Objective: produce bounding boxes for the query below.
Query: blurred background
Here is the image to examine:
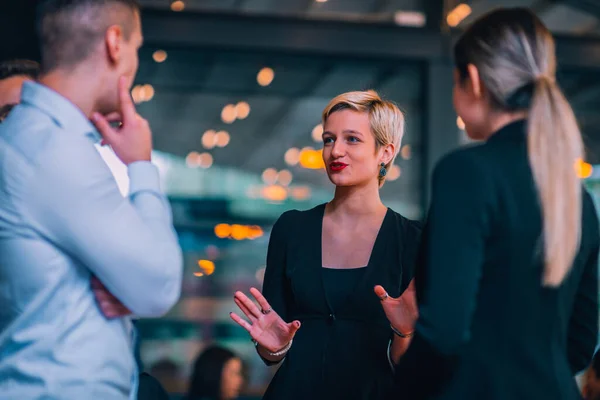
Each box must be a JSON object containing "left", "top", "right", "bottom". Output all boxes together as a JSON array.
[{"left": 3, "top": 0, "right": 600, "bottom": 398}]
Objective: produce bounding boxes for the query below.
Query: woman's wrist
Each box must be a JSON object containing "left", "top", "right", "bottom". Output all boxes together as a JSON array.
[
  {"left": 266, "top": 340, "right": 293, "bottom": 356},
  {"left": 390, "top": 324, "right": 414, "bottom": 338},
  {"left": 254, "top": 339, "right": 293, "bottom": 357}
]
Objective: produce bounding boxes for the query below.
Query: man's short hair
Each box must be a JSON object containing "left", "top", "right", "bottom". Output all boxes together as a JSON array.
[
  {"left": 36, "top": 0, "right": 140, "bottom": 72},
  {"left": 0, "top": 59, "right": 40, "bottom": 81}
]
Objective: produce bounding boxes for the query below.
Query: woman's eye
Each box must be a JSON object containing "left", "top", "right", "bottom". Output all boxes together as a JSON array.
[{"left": 323, "top": 137, "right": 334, "bottom": 144}]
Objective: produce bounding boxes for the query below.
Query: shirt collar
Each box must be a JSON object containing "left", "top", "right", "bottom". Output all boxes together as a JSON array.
[{"left": 20, "top": 81, "right": 102, "bottom": 143}]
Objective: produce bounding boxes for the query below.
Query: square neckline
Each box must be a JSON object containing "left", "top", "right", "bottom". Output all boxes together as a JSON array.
[
  {"left": 317, "top": 203, "right": 392, "bottom": 314},
  {"left": 319, "top": 203, "right": 392, "bottom": 270}
]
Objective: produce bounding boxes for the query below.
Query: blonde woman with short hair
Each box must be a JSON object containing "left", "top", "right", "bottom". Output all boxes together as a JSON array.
[{"left": 230, "top": 90, "right": 421, "bottom": 399}]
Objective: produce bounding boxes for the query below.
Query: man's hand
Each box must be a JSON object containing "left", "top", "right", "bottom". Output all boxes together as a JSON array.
[
  {"left": 91, "top": 76, "right": 152, "bottom": 165},
  {"left": 91, "top": 276, "right": 132, "bottom": 319}
]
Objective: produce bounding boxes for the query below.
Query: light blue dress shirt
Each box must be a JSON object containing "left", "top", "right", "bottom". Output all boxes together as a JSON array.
[{"left": 0, "top": 82, "right": 183, "bottom": 399}]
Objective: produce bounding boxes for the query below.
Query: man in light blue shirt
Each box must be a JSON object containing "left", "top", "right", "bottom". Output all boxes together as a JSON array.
[{"left": 0, "top": 0, "right": 183, "bottom": 398}]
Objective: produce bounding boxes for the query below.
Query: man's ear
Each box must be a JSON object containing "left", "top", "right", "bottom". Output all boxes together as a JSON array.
[{"left": 105, "top": 25, "right": 124, "bottom": 65}]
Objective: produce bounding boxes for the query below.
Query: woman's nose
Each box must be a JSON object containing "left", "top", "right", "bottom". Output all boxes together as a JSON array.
[{"left": 331, "top": 141, "right": 345, "bottom": 157}]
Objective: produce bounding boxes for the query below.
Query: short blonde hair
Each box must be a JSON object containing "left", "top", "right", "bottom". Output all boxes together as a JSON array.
[{"left": 322, "top": 90, "right": 405, "bottom": 187}]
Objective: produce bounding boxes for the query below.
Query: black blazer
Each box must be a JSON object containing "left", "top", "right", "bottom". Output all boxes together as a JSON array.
[
  {"left": 392, "top": 120, "right": 599, "bottom": 399},
  {"left": 261, "top": 203, "right": 421, "bottom": 400}
]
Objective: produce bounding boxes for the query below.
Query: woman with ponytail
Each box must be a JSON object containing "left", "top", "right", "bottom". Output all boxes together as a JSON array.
[{"left": 390, "top": 8, "right": 600, "bottom": 400}]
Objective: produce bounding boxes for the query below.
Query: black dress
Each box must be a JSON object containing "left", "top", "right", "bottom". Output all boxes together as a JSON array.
[
  {"left": 392, "top": 119, "right": 600, "bottom": 399},
  {"left": 260, "top": 203, "right": 421, "bottom": 400}
]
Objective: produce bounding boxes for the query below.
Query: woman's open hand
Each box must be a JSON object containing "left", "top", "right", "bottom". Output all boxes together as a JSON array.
[{"left": 230, "top": 287, "right": 300, "bottom": 353}]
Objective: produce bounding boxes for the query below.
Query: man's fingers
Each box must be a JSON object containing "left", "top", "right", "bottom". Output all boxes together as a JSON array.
[
  {"left": 116, "top": 304, "right": 131, "bottom": 315},
  {"left": 90, "top": 276, "right": 104, "bottom": 289},
  {"left": 91, "top": 113, "right": 117, "bottom": 143},
  {"left": 104, "top": 112, "right": 122, "bottom": 123},
  {"left": 105, "top": 112, "right": 123, "bottom": 129},
  {"left": 93, "top": 290, "right": 112, "bottom": 302},
  {"left": 118, "top": 76, "right": 136, "bottom": 123},
  {"left": 101, "top": 304, "right": 130, "bottom": 318}
]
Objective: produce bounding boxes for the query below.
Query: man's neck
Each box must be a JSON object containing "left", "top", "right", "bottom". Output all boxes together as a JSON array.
[{"left": 38, "top": 67, "right": 99, "bottom": 118}]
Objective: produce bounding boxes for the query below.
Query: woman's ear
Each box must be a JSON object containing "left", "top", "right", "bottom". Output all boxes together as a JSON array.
[
  {"left": 380, "top": 143, "right": 395, "bottom": 165},
  {"left": 467, "top": 63, "right": 483, "bottom": 99}
]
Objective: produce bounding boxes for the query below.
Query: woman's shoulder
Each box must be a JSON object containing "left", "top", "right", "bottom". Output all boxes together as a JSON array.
[
  {"left": 386, "top": 209, "right": 423, "bottom": 255},
  {"left": 435, "top": 141, "right": 509, "bottom": 185},
  {"left": 388, "top": 209, "right": 422, "bottom": 236},
  {"left": 270, "top": 203, "right": 326, "bottom": 238},
  {"left": 275, "top": 203, "right": 325, "bottom": 226},
  {"left": 437, "top": 144, "right": 489, "bottom": 173}
]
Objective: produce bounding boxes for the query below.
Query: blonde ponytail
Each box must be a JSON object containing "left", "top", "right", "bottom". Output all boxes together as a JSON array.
[
  {"left": 454, "top": 8, "right": 586, "bottom": 287},
  {"left": 528, "top": 76, "right": 584, "bottom": 287}
]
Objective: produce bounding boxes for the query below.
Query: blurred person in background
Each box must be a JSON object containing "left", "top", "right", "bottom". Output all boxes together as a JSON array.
[
  {"left": 148, "top": 358, "right": 186, "bottom": 394},
  {"left": 185, "top": 345, "right": 245, "bottom": 400},
  {"left": 391, "top": 8, "right": 599, "bottom": 400},
  {"left": 0, "top": 59, "right": 39, "bottom": 121},
  {"left": 0, "top": 0, "right": 183, "bottom": 399},
  {"left": 137, "top": 372, "right": 171, "bottom": 400},
  {"left": 0, "top": 59, "right": 39, "bottom": 106},
  {"left": 230, "top": 90, "right": 421, "bottom": 399}
]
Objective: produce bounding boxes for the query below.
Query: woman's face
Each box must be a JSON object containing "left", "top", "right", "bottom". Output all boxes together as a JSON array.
[
  {"left": 322, "top": 109, "right": 388, "bottom": 188},
  {"left": 221, "top": 357, "right": 244, "bottom": 400}
]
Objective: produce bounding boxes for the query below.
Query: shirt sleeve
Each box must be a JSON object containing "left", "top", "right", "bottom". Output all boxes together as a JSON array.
[{"left": 22, "top": 141, "right": 183, "bottom": 318}]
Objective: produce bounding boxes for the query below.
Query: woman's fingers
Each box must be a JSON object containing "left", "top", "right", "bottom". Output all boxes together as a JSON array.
[
  {"left": 374, "top": 285, "right": 390, "bottom": 301},
  {"left": 287, "top": 320, "right": 301, "bottom": 336},
  {"left": 229, "top": 312, "right": 253, "bottom": 333},
  {"left": 249, "top": 287, "right": 272, "bottom": 314},
  {"left": 234, "top": 297, "right": 257, "bottom": 322},
  {"left": 234, "top": 291, "right": 262, "bottom": 319}
]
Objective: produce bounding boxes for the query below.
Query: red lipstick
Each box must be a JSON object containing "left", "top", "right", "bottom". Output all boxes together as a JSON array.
[{"left": 330, "top": 162, "right": 348, "bottom": 172}]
